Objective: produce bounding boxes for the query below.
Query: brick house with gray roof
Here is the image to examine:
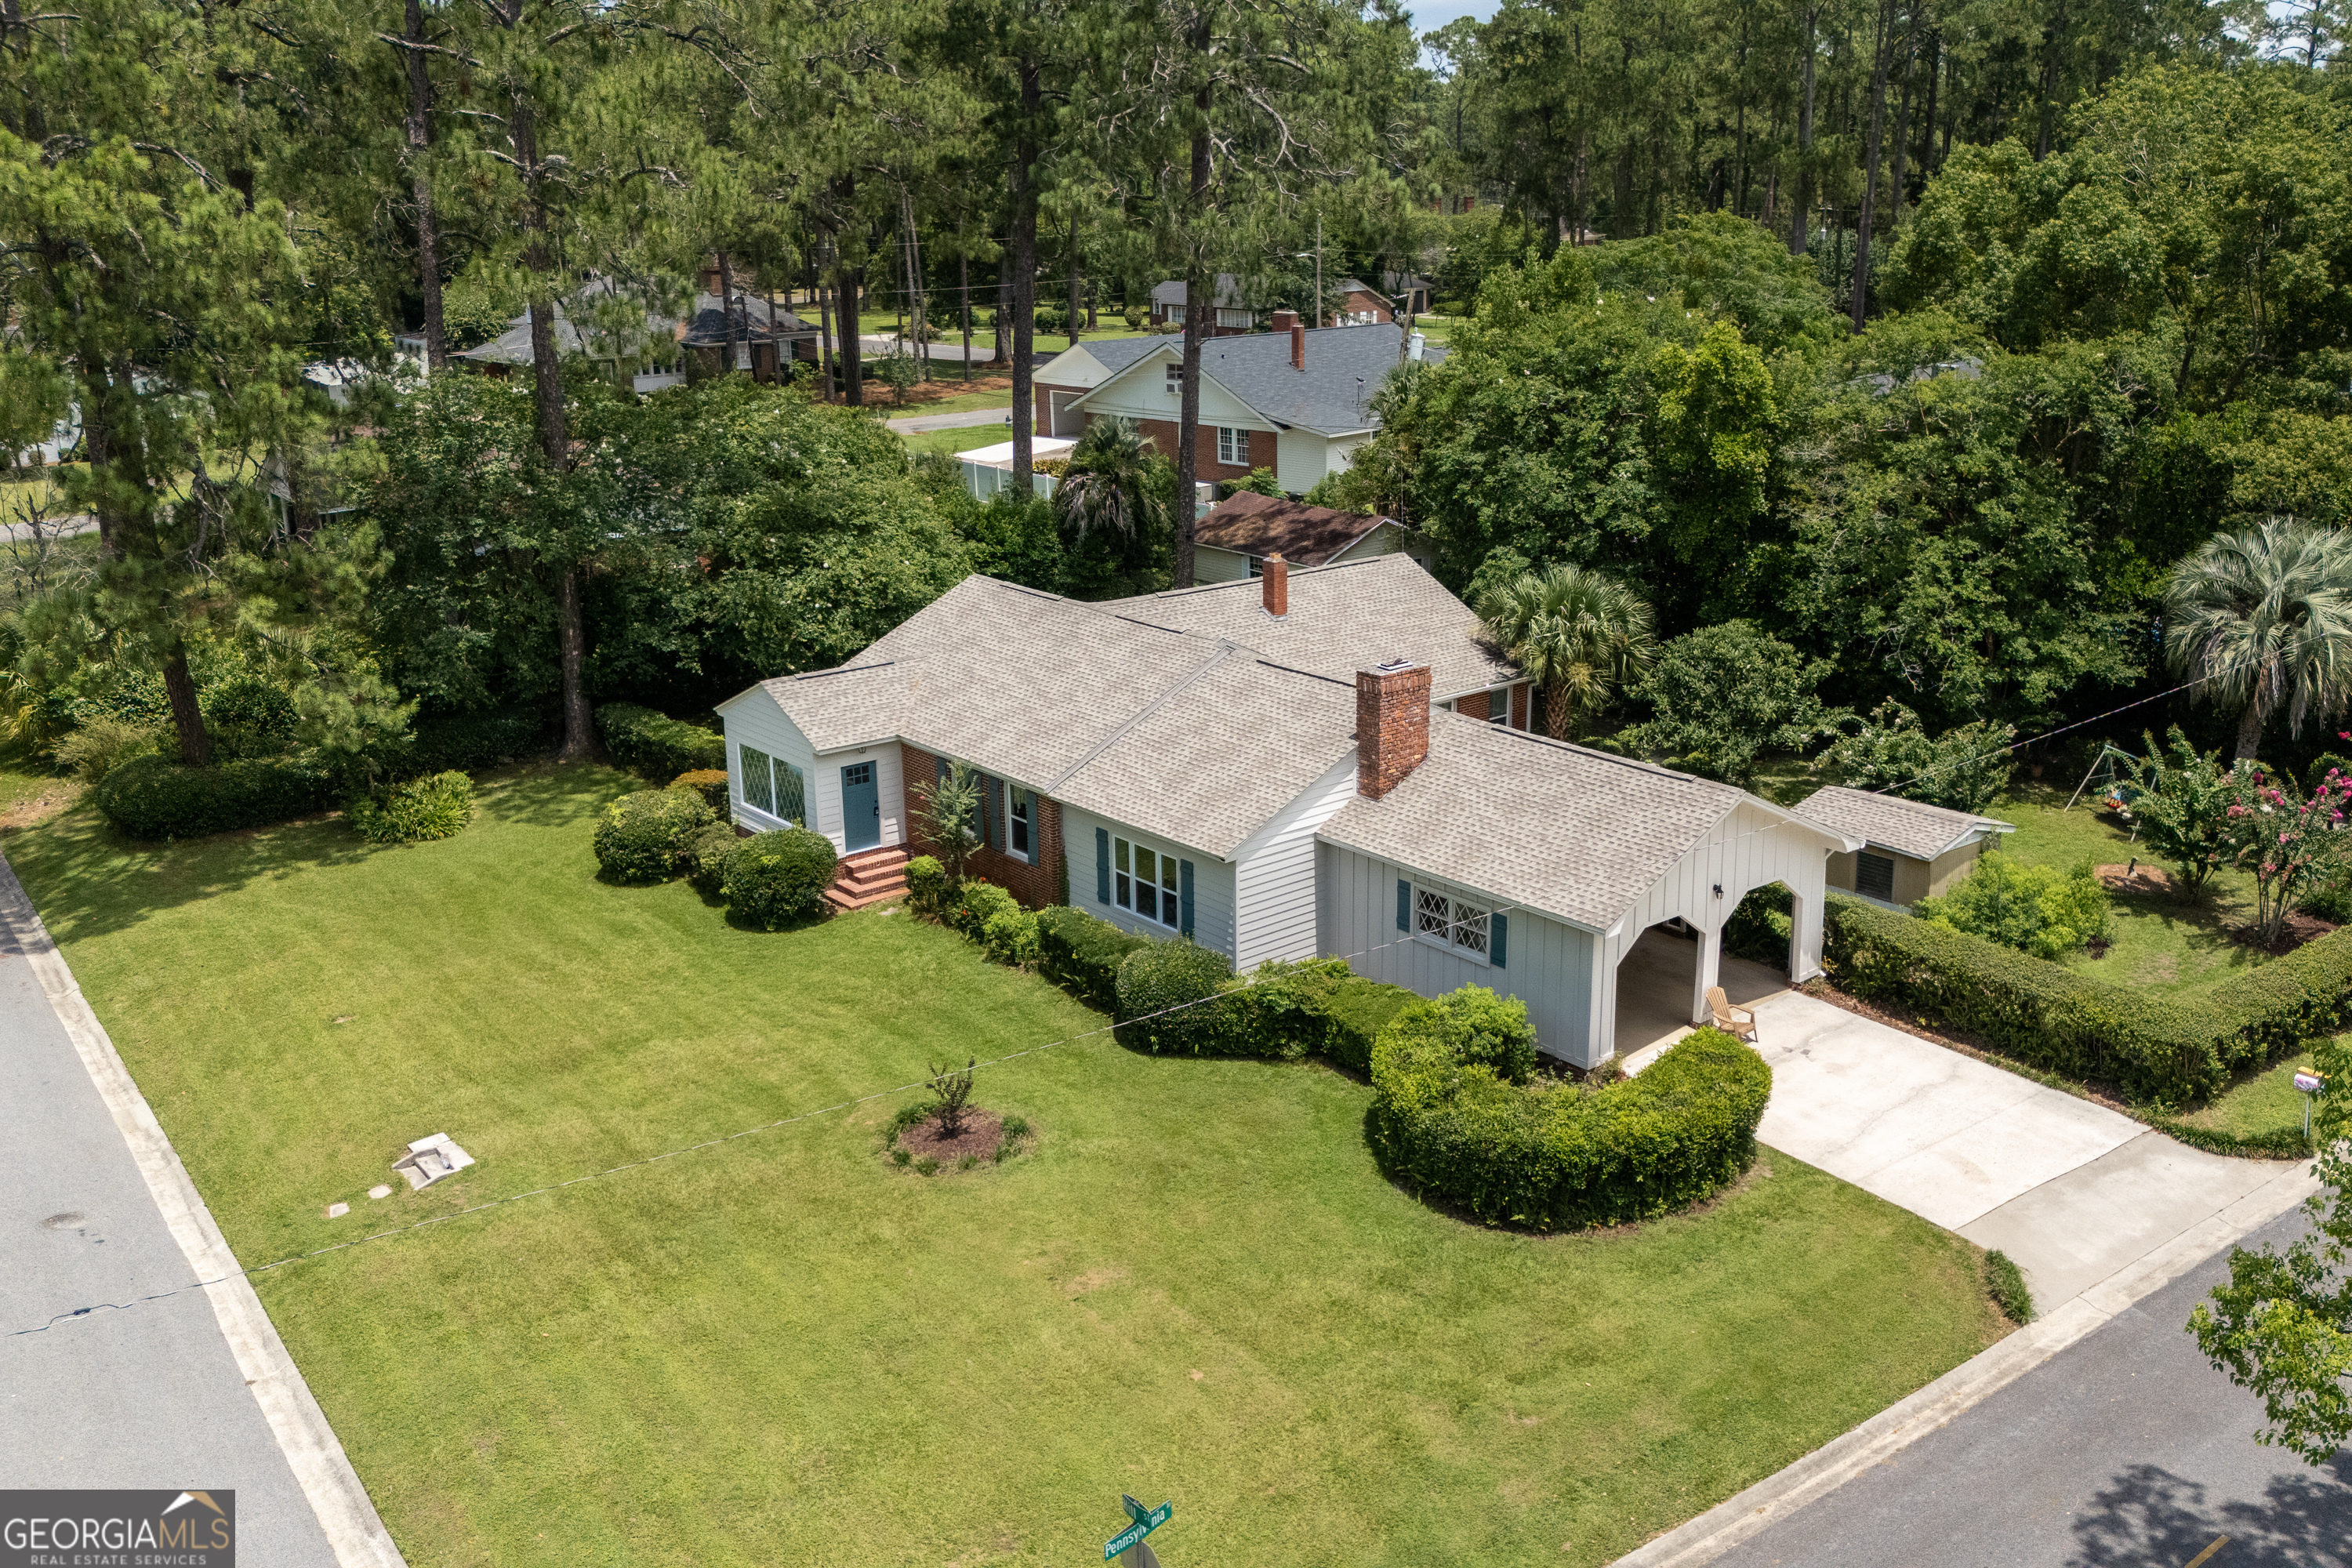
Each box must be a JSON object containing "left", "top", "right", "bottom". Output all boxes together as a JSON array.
[{"left": 716, "top": 555, "right": 1854, "bottom": 1069}]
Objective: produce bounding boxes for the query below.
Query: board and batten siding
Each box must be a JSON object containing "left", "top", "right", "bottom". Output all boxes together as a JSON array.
[
  {"left": 1060, "top": 803, "right": 1237, "bottom": 960},
  {"left": 1316, "top": 842, "right": 1599, "bottom": 1065},
  {"left": 717, "top": 695, "right": 905, "bottom": 851},
  {"left": 1233, "top": 754, "right": 1357, "bottom": 969},
  {"left": 1594, "top": 797, "right": 1835, "bottom": 1050}
]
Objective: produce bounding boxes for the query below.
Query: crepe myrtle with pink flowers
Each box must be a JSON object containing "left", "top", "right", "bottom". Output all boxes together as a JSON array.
[{"left": 2216, "top": 742, "right": 2352, "bottom": 946}]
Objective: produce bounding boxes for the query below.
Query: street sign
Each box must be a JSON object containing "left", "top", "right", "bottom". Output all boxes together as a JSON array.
[{"left": 1104, "top": 1498, "right": 1171, "bottom": 1561}]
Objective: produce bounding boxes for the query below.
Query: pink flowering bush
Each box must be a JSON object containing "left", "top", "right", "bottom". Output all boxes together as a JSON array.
[{"left": 2216, "top": 759, "right": 2352, "bottom": 946}]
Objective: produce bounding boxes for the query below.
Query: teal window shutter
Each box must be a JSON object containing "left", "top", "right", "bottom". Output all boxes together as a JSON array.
[
  {"left": 1095, "top": 827, "right": 1112, "bottom": 903},
  {"left": 1396, "top": 879, "right": 1409, "bottom": 931},
  {"left": 1180, "top": 859, "right": 1195, "bottom": 938},
  {"left": 1490, "top": 913, "right": 1508, "bottom": 969}
]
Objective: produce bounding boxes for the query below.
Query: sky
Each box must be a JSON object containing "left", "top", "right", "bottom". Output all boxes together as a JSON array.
[{"left": 1406, "top": 0, "right": 1501, "bottom": 39}]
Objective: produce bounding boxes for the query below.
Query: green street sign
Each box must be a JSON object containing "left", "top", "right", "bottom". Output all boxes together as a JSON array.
[{"left": 1104, "top": 1499, "right": 1171, "bottom": 1559}]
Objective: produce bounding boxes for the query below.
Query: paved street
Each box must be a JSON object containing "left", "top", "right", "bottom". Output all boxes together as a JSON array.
[
  {"left": 0, "top": 906, "right": 338, "bottom": 1563},
  {"left": 885, "top": 405, "right": 1014, "bottom": 434},
  {"left": 1711, "top": 1205, "right": 2351, "bottom": 1568}
]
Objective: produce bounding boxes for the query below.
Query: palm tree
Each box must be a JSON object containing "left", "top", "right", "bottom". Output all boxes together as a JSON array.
[
  {"left": 1475, "top": 564, "right": 1659, "bottom": 739},
  {"left": 2165, "top": 519, "right": 2352, "bottom": 761},
  {"left": 1053, "top": 417, "right": 1169, "bottom": 546}
]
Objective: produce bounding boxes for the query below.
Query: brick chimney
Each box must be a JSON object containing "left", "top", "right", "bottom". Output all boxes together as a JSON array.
[
  {"left": 1269, "top": 308, "right": 1305, "bottom": 369},
  {"left": 1262, "top": 553, "right": 1288, "bottom": 618},
  {"left": 1356, "top": 658, "right": 1431, "bottom": 800}
]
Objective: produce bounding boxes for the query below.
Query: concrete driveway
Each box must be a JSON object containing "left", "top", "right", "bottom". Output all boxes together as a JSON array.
[{"left": 1745, "top": 988, "right": 2289, "bottom": 1308}]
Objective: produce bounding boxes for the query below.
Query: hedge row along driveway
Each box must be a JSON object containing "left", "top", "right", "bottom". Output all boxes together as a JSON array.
[{"left": 4, "top": 762, "right": 2010, "bottom": 1568}]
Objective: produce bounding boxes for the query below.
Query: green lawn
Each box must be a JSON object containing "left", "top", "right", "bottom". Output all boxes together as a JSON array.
[
  {"left": 899, "top": 423, "right": 1014, "bottom": 458},
  {"left": 7, "top": 768, "right": 2007, "bottom": 1566},
  {"left": 2174, "top": 1047, "right": 2323, "bottom": 1142},
  {"left": 1991, "top": 785, "right": 2273, "bottom": 997},
  {"left": 884, "top": 386, "right": 1015, "bottom": 417}
]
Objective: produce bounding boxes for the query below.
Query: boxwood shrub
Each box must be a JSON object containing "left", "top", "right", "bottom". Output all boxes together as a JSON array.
[
  {"left": 1112, "top": 937, "right": 1235, "bottom": 1053},
  {"left": 592, "top": 788, "right": 716, "bottom": 884},
  {"left": 724, "top": 826, "right": 838, "bottom": 929},
  {"left": 348, "top": 771, "right": 474, "bottom": 844},
  {"left": 1367, "top": 1011, "right": 1771, "bottom": 1231},
  {"left": 1820, "top": 892, "right": 2352, "bottom": 1105},
  {"left": 905, "top": 855, "right": 949, "bottom": 918},
  {"left": 1035, "top": 906, "right": 1150, "bottom": 1010},
  {"left": 685, "top": 822, "right": 742, "bottom": 897},
  {"left": 670, "top": 769, "right": 731, "bottom": 813},
  {"left": 595, "top": 702, "right": 724, "bottom": 780},
  {"left": 945, "top": 880, "right": 1019, "bottom": 937},
  {"left": 93, "top": 753, "right": 336, "bottom": 840}
]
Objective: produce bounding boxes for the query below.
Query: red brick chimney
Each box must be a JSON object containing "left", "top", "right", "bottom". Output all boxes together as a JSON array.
[
  {"left": 1356, "top": 659, "right": 1431, "bottom": 800},
  {"left": 1262, "top": 553, "right": 1288, "bottom": 617},
  {"left": 1269, "top": 308, "right": 1305, "bottom": 369}
]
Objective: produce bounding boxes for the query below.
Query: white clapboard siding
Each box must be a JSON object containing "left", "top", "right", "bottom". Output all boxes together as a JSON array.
[
  {"left": 1233, "top": 754, "right": 1357, "bottom": 969},
  {"left": 1594, "top": 798, "right": 1836, "bottom": 1051},
  {"left": 1317, "top": 843, "right": 1599, "bottom": 1065},
  {"left": 716, "top": 693, "right": 904, "bottom": 850},
  {"left": 1061, "top": 804, "right": 1237, "bottom": 959}
]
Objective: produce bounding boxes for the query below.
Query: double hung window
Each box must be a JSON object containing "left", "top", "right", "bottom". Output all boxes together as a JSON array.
[
  {"left": 1009, "top": 789, "right": 1033, "bottom": 861},
  {"left": 1414, "top": 884, "right": 1490, "bottom": 962},
  {"left": 1165, "top": 305, "right": 1187, "bottom": 325},
  {"left": 739, "top": 745, "right": 775, "bottom": 815},
  {"left": 1216, "top": 308, "right": 1254, "bottom": 329},
  {"left": 1216, "top": 426, "right": 1245, "bottom": 466},
  {"left": 1112, "top": 836, "right": 1180, "bottom": 930},
  {"left": 1486, "top": 686, "right": 1513, "bottom": 726}
]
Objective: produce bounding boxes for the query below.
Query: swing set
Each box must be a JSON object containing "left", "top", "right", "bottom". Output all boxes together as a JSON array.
[{"left": 2063, "top": 742, "right": 2147, "bottom": 818}]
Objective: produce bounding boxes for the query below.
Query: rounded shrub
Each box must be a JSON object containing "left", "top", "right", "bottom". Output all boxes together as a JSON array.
[
  {"left": 904, "top": 855, "right": 947, "bottom": 917},
  {"left": 1113, "top": 937, "right": 1235, "bottom": 1054},
  {"left": 685, "top": 822, "right": 741, "bottom": 897},
  {"left": 981, "top": 907, "right": 1040, "bottom": 967},
  {"left": 723, "top": 826, "right": 839, "bottom": 928},
  {"left": 946, "top": 880, "right": 1018, "bottom": 937},
  {"left": 348, "top": 770, "right": 474, "bottom": 844},
  {"left": 592, "top": 787, "right": 716, "bottom": 884},
  {"left": 92, "top": 753, "right": 335, "bottom": 840},
  {"left": 670, "top": 769, "right": 731, "bottom": 813},
  {"left": 1367, "top": 1002, "right": 1770, "bottom": 1231},
  {"left": 1378, "top": 986, "right": 1538, "bottom": 1084}
]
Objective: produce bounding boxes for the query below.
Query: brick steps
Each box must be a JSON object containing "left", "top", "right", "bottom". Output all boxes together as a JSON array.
[{"left": 826, "top": 844, "right": 909, "bottom": 913}]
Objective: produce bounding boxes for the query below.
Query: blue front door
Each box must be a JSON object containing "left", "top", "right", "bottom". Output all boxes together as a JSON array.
[{"left": 840, "top": 761, "right": 880, "bottom": 851}]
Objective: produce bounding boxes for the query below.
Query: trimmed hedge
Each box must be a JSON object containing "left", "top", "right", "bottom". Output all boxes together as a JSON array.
[
  {"left": 93, "top": 753, "right": 335, "bottom": 840},
  {"left": 724, "top": 827, "right": 838, "bottom": 929},
  {"left": 596, "top": 702, "right": 724, "bottom": 779},
  {"left": 1036, "top": 905, "right": 1150, "bottom": 1011},
  {"left": 1824, "top": 892, "right": 2352, "bottom": 1105},
  {"left": 1725, "top": 883, "right": 1792, "bottom": 970},
  {"left": 396, "top": 707, "right": 550, "bottom": 779},
  {"left": 1112, "top": 937, "right": 1234, "bottom": 1054},
  {"left": 1367, "top": 1019, "right": 1772, "bottom": 1231},
  {"left": 1105, "top": 946, "right": 1421, "bottom": 1073},
  {"left": 670, "top": 769, "right": 731, "bottom": 813},
  {"left": 348, "top": 771, "right": 474, "bottom": 844},
  {"left": 905, "top": 855, "right": 949, "bottom": 918},
  {"left": 593, "top": 788, "right": 717, "bottom": 883}
]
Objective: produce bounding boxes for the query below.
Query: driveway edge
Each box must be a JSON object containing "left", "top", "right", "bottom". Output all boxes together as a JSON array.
[
  {"left": 1609, "top": 1156, "right": 2321, "bottom": 1568},
  {"left": 0, "top": 858, "right": 408, "bottom": 1568}
]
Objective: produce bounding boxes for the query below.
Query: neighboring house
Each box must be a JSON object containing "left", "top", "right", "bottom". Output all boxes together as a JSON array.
[
  {"left": 1192, "top": 491, "right": 1432, "bottom": 584},
  {"left": 1325, "top": 278, "right": 1396, "bottom": 325},
  {"left": 1029, "top": 315, "right": 1441, "bottom": 494},
  {"left": 677, "top": 292, "right": 820, "bottom": 383},
  {"left": 453, "top": 279, "right": 816, "bottom": 390},
  {"left": 1149, "top": 275, "right": 1260, "bottom": 336},
  {"left": 1381, "top": 270, "right": 1435, "bottom": 316},
  {"left": 1793, "top": 786, "right": 2014, "bottom": 907},
  {"left": 956, "top": 436, "right": 1075, "bottom": 502},
  {"left": 716, "top": 554, "right": 1855, "bottom": 1069}
]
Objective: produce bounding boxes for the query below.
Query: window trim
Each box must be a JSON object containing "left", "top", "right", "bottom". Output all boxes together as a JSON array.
[
  {"left": 1007, "top": 786, "right": 1033, "bottom": 863},
  {"left": 1216, "top": 426, "right": 1245, "bottom": 466},
  {"left": 739, "top": 743, "right": 775, "bottom": 816},
  {"left": 1111, "top": 833, "right": 1181, "bottom": 931},
  {"left": 1409, "top": 880, "right": 1493, "bottom": 966}
]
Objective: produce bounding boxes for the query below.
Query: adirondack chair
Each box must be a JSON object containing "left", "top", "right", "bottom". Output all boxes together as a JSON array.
[{"left": 1706, "top": 985, "right": 1758, "bottom": 1043}]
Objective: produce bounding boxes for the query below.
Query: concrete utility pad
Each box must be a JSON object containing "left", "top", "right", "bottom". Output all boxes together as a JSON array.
[
  {"left": 1958, "top": 1132, "right": 2285, "bottom": 1306},
  {"left": 1751, "top": 988, "right": 2141, "bottom": 1231}
]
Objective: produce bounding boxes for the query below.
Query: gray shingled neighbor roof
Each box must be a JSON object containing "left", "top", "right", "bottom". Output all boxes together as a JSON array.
[
  {"left": 1106, "top": 552, "right": 1514, "bottom": 702},
  {"left": 1319, "top": 713, "right": 1831, "bottom": 934},
  {"left": 1791, "top": 786, "right": 2013, "bottom": 862},
  {"left": 1181, "top": 322, "right": 1444, "bottom": 435}
]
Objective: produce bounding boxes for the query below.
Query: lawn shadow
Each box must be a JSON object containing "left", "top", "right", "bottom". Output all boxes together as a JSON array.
[{"left": 2065, "top": 1459, "right": 2352, "bottom": 1567}]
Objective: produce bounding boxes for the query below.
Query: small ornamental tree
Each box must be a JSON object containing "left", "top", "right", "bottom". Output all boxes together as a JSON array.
[
  {"left": 911, "top": 760, "right": 983, "bottom": 885},
  {"left": 927, "top": 1058, "right": 976, "bottom": 1137},
  {"left": 1823, "top": 702, "right": 2016, "bottom": 813},
  {"left": 2216, "top": 764, "right": 2352, "bottom": 946},
  {"left": 2125, "top": 728, "right": 2236, "bottom": 896}
]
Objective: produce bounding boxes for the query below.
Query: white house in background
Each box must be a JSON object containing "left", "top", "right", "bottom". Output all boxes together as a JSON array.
[
  {"left": 715, "top": 554, "right": 1857, "bottom": 1069},
  {"left": 1191, "top": 490, "right": 1432, "bottom": 584},
  {"left": 1029, "top": 316, "right": 1442, "bottom": 494},
  {"left": 1794, "top": 786, "right": 2013, "bottom": 908}
]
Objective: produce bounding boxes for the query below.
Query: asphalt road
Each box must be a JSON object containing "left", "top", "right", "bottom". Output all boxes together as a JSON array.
[
  {"left": 1713, "top": 1205, "right": 2351, "bottom": 1568},
  {"left": 0, "top": 922, "right": 336, "bottom": 1563}
]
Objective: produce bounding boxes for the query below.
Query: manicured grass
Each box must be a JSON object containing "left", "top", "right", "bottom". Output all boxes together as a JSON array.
[
  {"left": 884, "top": 386, "right": 1014, "bottom": 416},
  {"left": 2176, "top": 1047, "right": 2323, "bottom": 1142},
  {"left": 1992, "top": 785, "right": 2271, "bottom": 997},
  {"left": 900, "top": 422, "right": 1015, "bottom": 458},
  {"left": 7, "top": 767, "right": 2007, "bottom": 1566}
]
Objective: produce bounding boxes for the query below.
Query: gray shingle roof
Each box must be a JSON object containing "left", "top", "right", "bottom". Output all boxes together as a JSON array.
[
  {"left": 1187, "top": 322, "right": 1443, "bottom": 435},
  {"left": 1791, "top": 786, "right": 2013, "bottom": 862},
  {"left": 1105, "top": 553, "right": 1515, "bottom": 702},
  {"left": 1319, "top": 714, "right": 1827, "bottom": 934},
  {"left": 680, "top": 292, "right": 816, "bottom": 347}
]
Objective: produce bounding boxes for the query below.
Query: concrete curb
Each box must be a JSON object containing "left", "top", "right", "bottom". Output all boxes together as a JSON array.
[
  {"left": 0, "top": 858, "right": 408, "bottom": 1568},
  {"left": 1609, "top": 1156, "right": 2321, "bottom": 1568}
]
